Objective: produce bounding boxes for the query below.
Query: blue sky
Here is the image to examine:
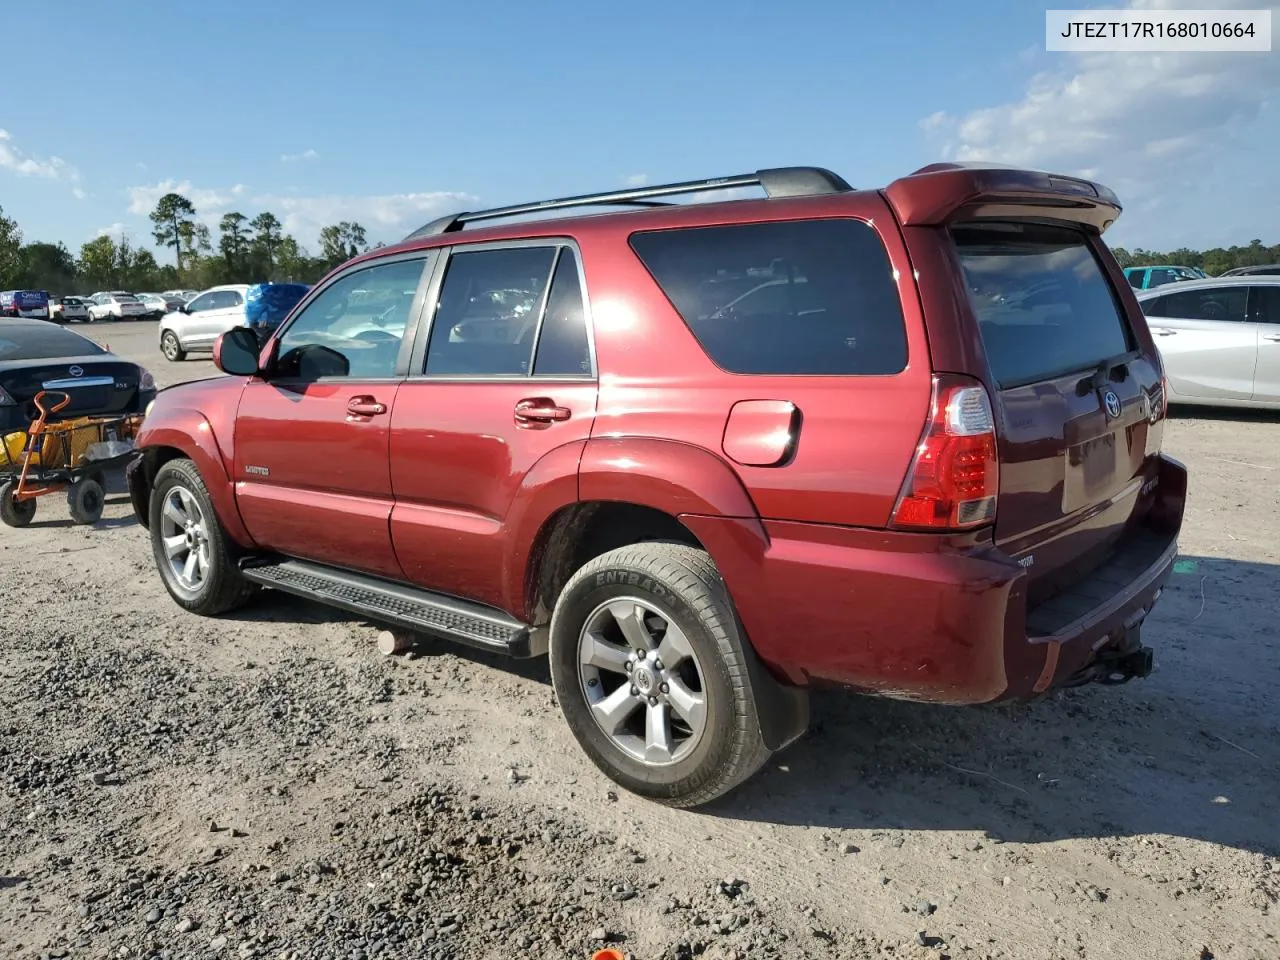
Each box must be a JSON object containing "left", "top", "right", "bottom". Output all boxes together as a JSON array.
[{"left": 2, "top": 0, "right": 1277, "bottom": 260}]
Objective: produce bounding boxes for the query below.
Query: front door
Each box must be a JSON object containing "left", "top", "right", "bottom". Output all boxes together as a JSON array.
[
  {"left": 389, "top": 242, "right": 598, "bottom": 612},
  {"left": 234, "top": 255, "right": 433, "bottom": 578},
  {"left": 1141, "top": 284, "right": 1257, "bottom": 401}
]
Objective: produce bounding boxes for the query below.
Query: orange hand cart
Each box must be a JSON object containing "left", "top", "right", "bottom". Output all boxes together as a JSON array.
[{"left": 0, "top": 390, "right": 145, "bottom": 528}]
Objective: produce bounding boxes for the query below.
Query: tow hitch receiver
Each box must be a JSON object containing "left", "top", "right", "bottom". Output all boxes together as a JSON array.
[{"left": 1067, "top": 614, "right": 1156, "bottom": 687}]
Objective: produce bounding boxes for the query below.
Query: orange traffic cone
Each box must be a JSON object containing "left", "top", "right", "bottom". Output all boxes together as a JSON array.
[{"left": 591, "top": 950, "right": 624, "bottom": 960}]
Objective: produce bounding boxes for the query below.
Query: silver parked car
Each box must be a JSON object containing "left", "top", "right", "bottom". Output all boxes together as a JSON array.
[{"left": 1137, "top": 276, "right": 1280, "bottom": 409}]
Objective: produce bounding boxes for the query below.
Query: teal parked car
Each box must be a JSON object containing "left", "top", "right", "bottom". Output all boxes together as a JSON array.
[{"left": 1123, "top": 265, "right": 1206, "bottom": 290}]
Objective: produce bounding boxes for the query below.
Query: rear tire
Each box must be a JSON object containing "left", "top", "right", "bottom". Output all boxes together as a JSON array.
[
  {"left": 548, "top": 542, "right": 772, "bottom": 808},
  {"left": 0, "top": 481, "right": 36, "bottom": 528},
  {"left": 161, "top": 331, "right": 186, "bottom": 362},
  {"left": 149, "top": 458, "right": 255, "bottom": 615},
  {"left": 66, "top": 478, "right": 105, "bottom": 525}
]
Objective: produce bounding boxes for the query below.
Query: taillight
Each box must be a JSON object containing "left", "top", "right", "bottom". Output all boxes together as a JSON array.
[
  {"left": 139, "top": 367, "right": 156, "bottom": 391},
  {"left": 890, "top": 374, "right": 999, "bottom": 531}
]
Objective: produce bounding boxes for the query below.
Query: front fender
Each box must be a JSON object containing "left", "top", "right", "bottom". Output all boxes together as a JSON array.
[
  {"left": 136, "top": 408, "right": 256, "bottom": 548},
  {"left": 578, "top": 437, "right": 760, "bottom": 518}
]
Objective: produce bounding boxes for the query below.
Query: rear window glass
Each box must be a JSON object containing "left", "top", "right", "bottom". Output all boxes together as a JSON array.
[
  {"left": 952, "top": 223, "right": 1134, "bottom": 388},
  {"left": 0, "top": 324, "right": 105, "bottom": 361},
  {"left": 629, "top": 219, "right": 908, "bottom": 375}
]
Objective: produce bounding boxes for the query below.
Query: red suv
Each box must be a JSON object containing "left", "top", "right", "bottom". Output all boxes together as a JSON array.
[{"left": 128, "top": 163, "right": 1186, "bottom": 807}]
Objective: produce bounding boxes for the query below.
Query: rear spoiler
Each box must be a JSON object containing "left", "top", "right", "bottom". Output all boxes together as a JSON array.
[{"left": 883, "top": 162, "right": 1122, "bottom": 234}]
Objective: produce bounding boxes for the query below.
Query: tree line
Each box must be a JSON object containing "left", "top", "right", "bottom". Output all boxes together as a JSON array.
[
  {"left": 1109, "top": 239, "right": 1280, "bottom": 276},
  {"left": 3, "top": 195, "right": 1278, "bottom": 296},
  {"left": 0, "top": 192, "right": 378, "bottom": 296}
]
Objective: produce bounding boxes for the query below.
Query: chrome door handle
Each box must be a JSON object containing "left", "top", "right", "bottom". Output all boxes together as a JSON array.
[
  {"left": 1152, "top": 328, "right": 1177, "bottom": 336},
  {"left": 1263, "top": 334, "right": 1280, "bottom": 342},
  {"left": 347, "top": 396, "right": 387, "bottom": 417},
  {"left": 514, "top": 398, "right": 571, "bottom": 425}
]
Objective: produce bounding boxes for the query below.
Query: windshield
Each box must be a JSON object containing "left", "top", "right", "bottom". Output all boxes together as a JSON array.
[{"left": 953, "top": 222, "right": 1135, "bottom": 388}]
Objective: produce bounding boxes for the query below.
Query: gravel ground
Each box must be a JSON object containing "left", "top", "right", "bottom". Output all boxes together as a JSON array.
[{"left": 2, "top": 326, "right": 1277, "bottom": 959}]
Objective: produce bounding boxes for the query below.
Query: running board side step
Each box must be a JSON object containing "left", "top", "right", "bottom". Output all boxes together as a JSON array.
[{"left": 238, "top": 557, "right": 537, "bottom": 657}]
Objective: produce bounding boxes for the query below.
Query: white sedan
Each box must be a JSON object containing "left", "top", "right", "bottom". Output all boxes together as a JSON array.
[
  {"left": 1137, "top": 276, "right": 1280, "bottom": 409},
  {"left": 87, "top": 292, "right": 149, "bottom": 322},
  {"left": 158, "top": 284, "right": 249, "bottom": 361}
]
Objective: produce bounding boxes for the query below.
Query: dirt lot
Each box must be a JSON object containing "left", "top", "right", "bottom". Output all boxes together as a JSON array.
[{"left": 1, "top": 323, "right": 1277, "bottom": 959}]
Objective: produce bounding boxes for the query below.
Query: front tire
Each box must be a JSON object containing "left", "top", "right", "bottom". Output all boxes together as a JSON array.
[
  {"left": 548, "top": 543, "right": 772, "bottom": 807},
  {"left": 161, "top": 331, "right": 186, "bottom": 362},
  {"left": 149, "top": 458, "right": 255, "bottom": 615}
]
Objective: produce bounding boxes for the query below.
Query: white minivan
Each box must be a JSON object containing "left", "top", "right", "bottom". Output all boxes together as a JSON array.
[{"left": 158, "top": 284, "right": 250, "bottom": 361}]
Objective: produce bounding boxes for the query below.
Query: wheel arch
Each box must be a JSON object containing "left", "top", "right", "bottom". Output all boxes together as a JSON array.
[{"left": 134, "top": 409, "right": 256, "bottom": 547}]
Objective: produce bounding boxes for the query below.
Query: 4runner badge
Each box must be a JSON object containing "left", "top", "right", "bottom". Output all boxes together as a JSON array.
[
  {"left": 1102, "top": 390, "right": 1121, "bottom": 420},
  {"left": 245, "top": 465, "right": 270, "bottom": 477}
]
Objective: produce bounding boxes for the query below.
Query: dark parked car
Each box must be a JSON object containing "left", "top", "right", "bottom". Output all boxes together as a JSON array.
[
  {"left": 1219, "top": 264, "right": 1280, "bottom": 277},
  {"left": 126, "top": 163, "right": 1186, "bottom": 807},
  {"left": 0, "top": 320, "right": 156, "bottom": 434}
]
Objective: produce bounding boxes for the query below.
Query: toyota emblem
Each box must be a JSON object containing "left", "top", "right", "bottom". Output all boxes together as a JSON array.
[
  {"left": 68, "top": 365, "right": 83, "bottom": 377},
  {"left": 1102, "top": 390, "right": 1121, "bottom": 420}
]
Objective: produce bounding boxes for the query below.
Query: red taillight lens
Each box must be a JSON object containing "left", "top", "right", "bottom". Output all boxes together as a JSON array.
[{"left": 890, "top": 375, "right": 999, "bottom": 531}]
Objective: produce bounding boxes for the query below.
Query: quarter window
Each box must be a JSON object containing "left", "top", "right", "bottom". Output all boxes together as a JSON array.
[
  {"left": 629, "top": 219, "right": 908, "bottom": 376},
  {"left": 275, "top": 258, "right": 426, "bottom": 380},
  {"left": 424, "top": 246, "right": 558, "bottom": 376}
]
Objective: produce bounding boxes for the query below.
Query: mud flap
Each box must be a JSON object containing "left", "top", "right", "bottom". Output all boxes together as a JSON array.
[{"left": 741, "top": 633, "right": 810, "bottom": 752}]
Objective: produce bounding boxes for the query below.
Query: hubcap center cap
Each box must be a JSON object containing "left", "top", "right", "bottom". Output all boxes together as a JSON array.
[{"left": 633, "top": 664, "right": 657, "bottom": 695}]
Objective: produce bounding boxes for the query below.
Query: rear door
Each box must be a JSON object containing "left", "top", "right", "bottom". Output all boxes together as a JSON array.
[
  {"left": 388, "top": 241, "right": 598, "bottom": 611},
  {"left": 1248, "top": 285, "right": 1280, "bottom": 402},
  {"left": 949, "top": 222, "right": 1164, "bottom": 574},
  {"left": 1139, "top": 285, "right": 1256, "bottom": 401}
]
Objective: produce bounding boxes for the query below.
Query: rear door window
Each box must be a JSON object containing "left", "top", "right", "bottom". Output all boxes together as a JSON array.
[
  {"left": 1141, "top": 287, "right": 1249, "bottom": 322},
  {"left": 952, "top": 222, "right": 1134, "bottom": 389},
  {"left": 629, "top": 219, "right": 908, "bottom": 376},
  {"left": 1252, "top": 286, "right": 1280, "bottom": 325}
]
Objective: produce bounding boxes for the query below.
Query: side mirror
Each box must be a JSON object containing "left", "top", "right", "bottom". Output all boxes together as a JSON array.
[{"left": 213, "top": 327, "right": 263, "bottom": 376}]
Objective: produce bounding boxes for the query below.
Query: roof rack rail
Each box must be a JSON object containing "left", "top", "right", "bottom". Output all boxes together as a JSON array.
[{"left": 402, "top": 166, "right": 852, "bottom": 241}]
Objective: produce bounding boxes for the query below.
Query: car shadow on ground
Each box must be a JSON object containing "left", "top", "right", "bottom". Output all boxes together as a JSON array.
[
  {"left": 706, "top": 554, "right": 1280, "bottom": 858},
  {"left": 1168, "top": 403, "right": 1280, "bottom": 424}
]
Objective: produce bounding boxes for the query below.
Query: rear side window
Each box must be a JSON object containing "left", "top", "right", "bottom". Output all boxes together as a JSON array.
[
  {"left": 952, "top": 223, "right": 1134, "bottom": 389},
  {"left": 1141, "top": 287, "right": 1248, "bottom": 323},
  {"left": 629, "top": 219, "right": 908, "bottom": 375}
]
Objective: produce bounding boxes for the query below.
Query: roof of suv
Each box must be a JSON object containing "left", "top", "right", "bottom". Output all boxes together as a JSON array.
[{"left": 366, "top": 163, "right": 1122, "bottom": 264}]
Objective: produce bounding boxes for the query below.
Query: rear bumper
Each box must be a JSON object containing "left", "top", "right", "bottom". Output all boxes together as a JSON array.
[{"left": 684, "top": 453, "right": 1187, "bottom": 704}]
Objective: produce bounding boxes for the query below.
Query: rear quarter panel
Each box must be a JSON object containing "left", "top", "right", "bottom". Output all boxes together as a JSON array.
[{"left": 578, "top": 194, "right": 933, "bottom": 529}]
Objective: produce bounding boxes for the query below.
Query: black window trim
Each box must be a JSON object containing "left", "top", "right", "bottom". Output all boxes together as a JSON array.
[
  {"left": 406, "top": 236, "right": 598, "bottom": 383},
  {"left": 261, "top": 249, "right": 438, "bottom": 385},
  {"left": 628, "top": 215, "right": 911, "bottom": 379}
]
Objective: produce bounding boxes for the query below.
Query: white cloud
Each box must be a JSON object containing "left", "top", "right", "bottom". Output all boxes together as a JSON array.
[
  {"left": 0, "top": 129, "right": 76, "bottom": 180},
  {"left": 127, "top": 179, "right": 238, "bottom": 217},
  {"left": 123, "top": 179, "right": 476, "bottom": 248},
  {"left": 253, "top": 190, "right": 476, "bottom": 247},
  {"left": 281, "top": 148, "right": 320, "bottom": 163},
  {"left": 624, "top": 173, "right": 649, "bottom": 187},
  {"left": 96, "top": 223, "right": 126, "bottom": 238},
  {"left": 920, "top": 0, "right": 1280, "bottom": 237},
  {"left": 71, "top": 187, "right": 87, "bottom": 200}
]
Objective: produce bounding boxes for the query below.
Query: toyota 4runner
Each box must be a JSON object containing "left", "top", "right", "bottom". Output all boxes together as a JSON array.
[{"left": 128, "top": 163, "right": 1187, "bottom": 807}]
